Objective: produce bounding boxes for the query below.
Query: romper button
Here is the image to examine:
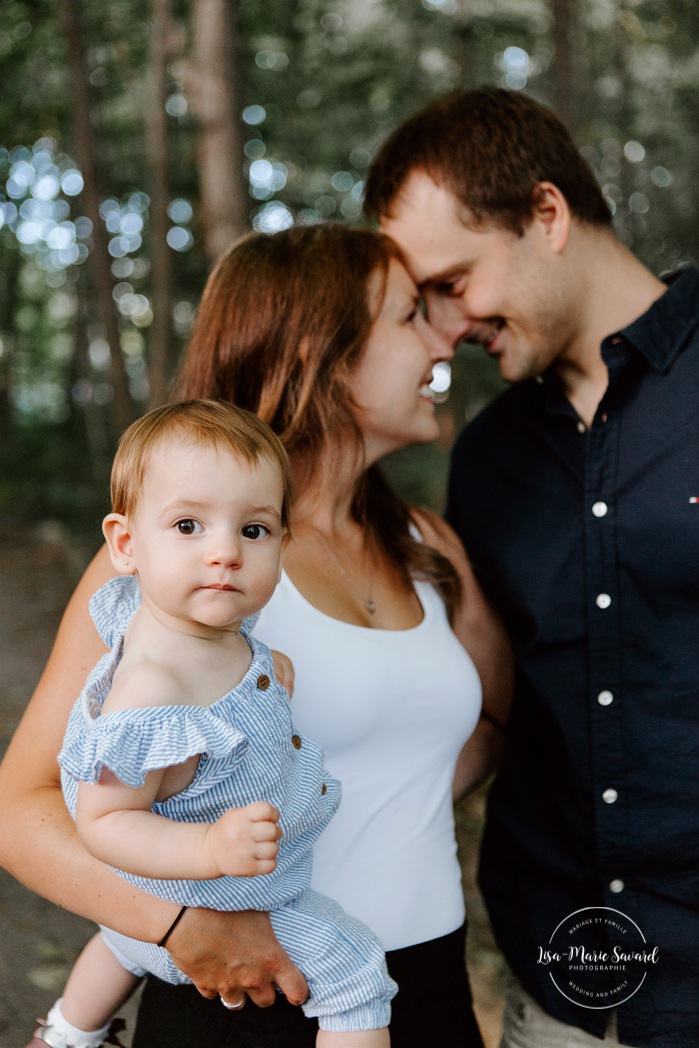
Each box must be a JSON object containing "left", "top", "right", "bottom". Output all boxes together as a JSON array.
[
  {"left": 602, "top": 788, "right": 618, "bottom": 804},
  {"left": 292, "top": 734, "right": 302, "bottom": 750},
  {"left": 596, "top": 593, "right": 611, "bottom": 609},
  {"left": 256, "top": 674, "right": 271, "bottom": 690},
  {"left": 609, "top": 879, "right": 625, "bottom": 894},
  {"left": 321, "top": 783, "right": 327, "bottom": 795}
]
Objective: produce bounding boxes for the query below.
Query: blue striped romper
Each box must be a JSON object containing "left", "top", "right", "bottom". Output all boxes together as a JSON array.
[{"left": 59, "top": 576, "right": 397, "bottom": 1032}]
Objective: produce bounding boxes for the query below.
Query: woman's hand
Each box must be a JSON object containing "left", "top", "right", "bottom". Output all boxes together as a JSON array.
[{"left": 166, "top": 907, "right": 309, "bottom": 1007}]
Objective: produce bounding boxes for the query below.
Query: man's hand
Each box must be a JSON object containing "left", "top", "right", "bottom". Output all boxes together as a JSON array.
[
  {"left": 166, "top": 907, "right": 309, "bottom": 1008},
  {"left": 205, "top": 802, "right": 281, "bottom": 877}
]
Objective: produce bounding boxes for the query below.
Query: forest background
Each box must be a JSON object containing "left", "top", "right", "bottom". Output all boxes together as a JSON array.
[
  {"left": 1, "top": 0, "right": 698, "bottom": 539},
  {"left": 0, "top": 3, "right": 697, "bottom": 1044}
]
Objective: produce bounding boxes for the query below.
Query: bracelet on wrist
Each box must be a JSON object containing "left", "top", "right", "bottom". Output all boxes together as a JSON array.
[{"left": 157, "top": 904, "right": 188, "bottom": 948}]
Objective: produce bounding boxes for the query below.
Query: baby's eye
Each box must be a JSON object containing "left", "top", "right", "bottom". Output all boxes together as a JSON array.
[
  {"left": 175, "top": 519, "right": 202, "bottom": 535},
  {"left": 242, "top": 523, "right": 270, "bottom": 541}
]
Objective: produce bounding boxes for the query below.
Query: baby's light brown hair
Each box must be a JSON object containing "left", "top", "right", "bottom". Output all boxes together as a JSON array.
[{"left": 110, "top": 399, "right": 294, "bottom": 531}]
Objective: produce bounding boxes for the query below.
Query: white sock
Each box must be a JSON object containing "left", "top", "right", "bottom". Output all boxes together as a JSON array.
[{"left": 42, "top": 999, "right": 112, "bottom": 1048}]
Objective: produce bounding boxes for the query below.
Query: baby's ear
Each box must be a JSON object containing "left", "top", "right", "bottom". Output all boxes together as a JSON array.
[{"left": 103, "top": 513, "right": 136, "bottom": 575}]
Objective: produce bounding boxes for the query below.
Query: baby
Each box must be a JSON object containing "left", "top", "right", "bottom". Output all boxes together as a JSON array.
[{"left": 27, "top": 400, "right": 395, "bottom": 1048}]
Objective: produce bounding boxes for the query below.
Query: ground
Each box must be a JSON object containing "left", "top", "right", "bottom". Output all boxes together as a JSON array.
[{"left": 0, "top": 523, "right": 506, "bottom": 1047}]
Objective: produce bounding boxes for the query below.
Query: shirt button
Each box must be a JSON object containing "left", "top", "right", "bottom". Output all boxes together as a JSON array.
[
  {"left": 596, "top": 593, "right": 612, "bottom": 609},
  {"left": 291, "top": 734, "right": 302, "bottom": 750},
  {"left": 602, "top": 788, "right": 618, "bottom": 804},
  {"left": 256, "top": 674, "right": 271, "bottom": 690},
  {"left": 577, "top": 421, "right": 586, "bottom": 433},
  {"left": 598, "top": 690, "right": 614, "bottom": 706},
  {"left": 609, "top": 879, "right": 625, "bottom": 893},
  {"left": 535, "top": 375, "right": 544, "bottom": 385},
  {"left": 592, "top": 501, "right": 608, "bottom": 517},
  {"left": 321, "top": 783, "right": 327, "bottom": 795}
]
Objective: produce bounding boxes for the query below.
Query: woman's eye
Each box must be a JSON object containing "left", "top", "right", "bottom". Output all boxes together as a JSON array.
[
  {"left": 404, "top": 309, "right": 418, "bottom": 324},
  {"left": 242, "top": 523, "right": 270, "bottom": 541},
  {"left": 176, "top": 519, "right": 202, "bottom": 535}
]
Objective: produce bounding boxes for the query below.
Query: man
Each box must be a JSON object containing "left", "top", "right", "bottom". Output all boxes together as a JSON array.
[{"left": 364, "top": 87, "right": 699, "bottom": 1048}]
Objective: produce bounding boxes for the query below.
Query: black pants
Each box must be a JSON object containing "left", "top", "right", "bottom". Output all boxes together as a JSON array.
[{"left": 132, "top": 924, "right": 484, "bottom": 1047}]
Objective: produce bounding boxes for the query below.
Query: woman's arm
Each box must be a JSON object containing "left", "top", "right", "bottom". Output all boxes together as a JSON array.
[
  {"left": 410, "top": 508, "right": 513, "bottom": 800},
  {"left": 0, "top": 545, "right": 307, "bottom": 1006}
]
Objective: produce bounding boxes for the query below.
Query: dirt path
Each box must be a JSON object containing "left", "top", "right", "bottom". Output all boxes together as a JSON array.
[{"left": 0, "top": 523, "right": 505, "bottom": 1047}]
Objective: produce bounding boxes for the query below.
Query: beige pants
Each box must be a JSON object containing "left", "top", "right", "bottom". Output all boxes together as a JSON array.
[{"left": 500, "top": 976, "right": 639, "bottom": 1048}]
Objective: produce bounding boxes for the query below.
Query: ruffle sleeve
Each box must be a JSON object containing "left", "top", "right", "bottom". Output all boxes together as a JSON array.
[
  {"left": 59, "top": 704, "right": 248, "bottom": 788},
  {"left": 89, "top": 575, "right": 142, "bottom": 649}
]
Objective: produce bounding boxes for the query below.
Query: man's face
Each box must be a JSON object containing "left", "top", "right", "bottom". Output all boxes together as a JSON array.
[{"left": 381, "top": 171, "right": 572, "bottom": 383}]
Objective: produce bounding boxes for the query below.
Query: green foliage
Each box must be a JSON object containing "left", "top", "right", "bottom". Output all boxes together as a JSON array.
[{"left": 0, "top": 0, "right": 698, "bottom": 527}]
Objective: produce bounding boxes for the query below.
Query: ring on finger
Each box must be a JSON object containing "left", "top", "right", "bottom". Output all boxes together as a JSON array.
[{"left": 220, "top": 996, "right": 246, "bottom": 1010}]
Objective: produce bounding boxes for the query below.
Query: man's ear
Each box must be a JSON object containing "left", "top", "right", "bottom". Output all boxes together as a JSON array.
[
  {"left": 103, "top": 513, "right": 136, "bottom": 575},
  {"left": 530, "top": 181, "right": 571, "bottom": 254}
]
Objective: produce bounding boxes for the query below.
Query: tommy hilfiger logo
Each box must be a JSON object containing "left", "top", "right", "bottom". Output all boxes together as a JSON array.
[{"left": 690, "top": 497, "right": 699, "bottom": 504}]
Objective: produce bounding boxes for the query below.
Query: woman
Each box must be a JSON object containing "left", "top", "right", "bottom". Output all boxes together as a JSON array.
[{"left": 1, "top": 224, "right": 511, "bottom": 1047}]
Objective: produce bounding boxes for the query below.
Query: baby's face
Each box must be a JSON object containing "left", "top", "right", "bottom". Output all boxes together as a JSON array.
[{"left": 129, "top": 439, "right": 285, "bottom": 636}]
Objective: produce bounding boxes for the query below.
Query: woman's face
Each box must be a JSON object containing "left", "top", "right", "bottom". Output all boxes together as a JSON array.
[{"left": 350, "top": 258, "right": 453, "bottom": 462}]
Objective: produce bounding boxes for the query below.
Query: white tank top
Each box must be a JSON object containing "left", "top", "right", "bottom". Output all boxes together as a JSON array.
[{"left": 254, "top": 571, "right": 482, "bottom": 951}]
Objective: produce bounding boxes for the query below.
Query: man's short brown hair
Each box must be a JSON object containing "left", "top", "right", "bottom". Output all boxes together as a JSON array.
[{"left": 364, "top": 87, "right": 612, "bottom": 235}]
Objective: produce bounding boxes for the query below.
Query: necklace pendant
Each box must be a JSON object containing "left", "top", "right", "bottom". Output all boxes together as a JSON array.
[{"left": 366, "top": 599, "right": 376, "bottom": 614}]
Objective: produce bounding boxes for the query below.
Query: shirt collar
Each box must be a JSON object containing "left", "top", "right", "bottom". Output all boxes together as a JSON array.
[{"left": 612, "top": 265, "right": 699, "bottom": 373}]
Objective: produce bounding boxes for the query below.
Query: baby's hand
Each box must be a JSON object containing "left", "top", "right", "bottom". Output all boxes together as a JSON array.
[
  {"left": 206, "top": 801, "right": 281, "bottom": 877},
  {"left": 271, "top": 649, "right": 295, "bottom": 697}
]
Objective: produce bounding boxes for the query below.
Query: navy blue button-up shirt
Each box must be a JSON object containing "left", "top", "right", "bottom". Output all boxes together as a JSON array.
[{"left": 446, "top": 267, "right": 699, "bottom": 1048}]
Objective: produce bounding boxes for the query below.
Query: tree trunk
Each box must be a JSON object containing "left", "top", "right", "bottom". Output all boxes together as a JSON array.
[
  {"left": 58, "top": 0, "right": 136, "bottom": 435},
  {"left": 614, "top": 5, "right": 636, "bottom": 251},
  {"left": 146, "top": 0, "right": 173, "bottom": 408},
  {"left": 550, "top": 0, "right": 579, "bottom": 133},
  {"left": 189, "top": 0, "right": 249, "bottom": 265},
  {"left": 0, "top": 246, "right": 20, "bottom": 442},
  {"left": 453, "top": 0, "right": 474, "bottom": 87}
]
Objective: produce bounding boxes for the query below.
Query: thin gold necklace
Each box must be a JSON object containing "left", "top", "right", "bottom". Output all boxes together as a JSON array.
[{"left": 310, "top": 525, "right": 376, "bottom": 615}]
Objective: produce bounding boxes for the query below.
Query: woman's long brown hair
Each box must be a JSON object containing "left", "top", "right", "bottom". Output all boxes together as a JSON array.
[{"left": 178, "top": 223, "right": 461, "bottom": 621}]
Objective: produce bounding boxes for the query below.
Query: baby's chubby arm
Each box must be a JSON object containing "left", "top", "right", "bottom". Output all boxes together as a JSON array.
[
  {"left": 75, "top": 668, "right": 282, "bottom": 881},
  {"left": 76, "top": 774, "right": 281, "bottom": 879}
]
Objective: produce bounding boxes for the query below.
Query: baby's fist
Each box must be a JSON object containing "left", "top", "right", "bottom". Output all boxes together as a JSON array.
[{"left": 208, "top": 801, "right": 281, "bottom": 878}]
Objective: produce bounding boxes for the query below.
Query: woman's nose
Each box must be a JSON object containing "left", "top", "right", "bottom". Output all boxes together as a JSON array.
[
  {"left": 417, "top": 310, "right": 454, "bottom": 363},
  {"left": 423, "top": 292, "right": 471, "bottom": 352}
]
